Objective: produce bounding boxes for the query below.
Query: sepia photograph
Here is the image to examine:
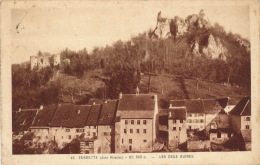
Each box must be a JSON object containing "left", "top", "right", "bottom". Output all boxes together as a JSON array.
[{"left": 1, "top": 0, "right": 260, "bottom": 164}]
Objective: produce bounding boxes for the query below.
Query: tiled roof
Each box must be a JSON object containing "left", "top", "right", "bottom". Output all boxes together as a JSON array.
[
  {"left": 13, "top": 110, "right": 38, "bottom": 132},
  {"left": 185, "top": 99, "right": 204, "bottom": 113},
  {"left": 209, "top": 128, "right": 233, "bottom": 134},
  {"left": 97, "top": 100, "right": 118, "bottom": 125},
  {"left": 169, "top": 100, "right": 185, "bottom": 107},
  {"left": 117, "top": 110, "right": 154, "bottom": 119},
  {"left": 50, "top": 104, "right": 91, "bottom": 128},
  {"left": 202, "top": 99, "right": 217, "bottom": 113},
  {"left": 118, "top": 94, "right": 155, "bottom": 111},
  {"left": 169, "top": 108, "right": 186, "bottom": 120},
  {"left": 85, "top": 104, "right": 102, "bottom": 126},
  {"left": 31, "top": 105, "right": 57, "bottom": 127},
  {"left": 229, "top": 96, "right": 251, "bottom": 116},
  {"left": 87, "top": 99, "right": 104, "bottom": 105},
  {"left": 216, "top": 98, "right": 229, "bottom": 108}
]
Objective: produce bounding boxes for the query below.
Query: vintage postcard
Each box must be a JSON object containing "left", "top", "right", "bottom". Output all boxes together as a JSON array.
[{"left": 1, "top": 0, "right": 260, "bottom": 164}]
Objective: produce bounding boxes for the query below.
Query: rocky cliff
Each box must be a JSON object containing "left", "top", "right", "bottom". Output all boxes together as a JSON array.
[{"left": 151, "top": 10, "right": 248, "bottom": 60}]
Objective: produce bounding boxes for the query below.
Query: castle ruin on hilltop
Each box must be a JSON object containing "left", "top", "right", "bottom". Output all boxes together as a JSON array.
[{"left": 30, "top": 54, "right": 60, "bottom": 69}]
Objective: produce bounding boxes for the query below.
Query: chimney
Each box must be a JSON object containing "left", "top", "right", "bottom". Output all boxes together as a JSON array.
[
  {"left": 93, "top": 102, "right": 96, "bottom": 105},
  {"left": 77, "top": 109, "right": 81, "bottom": 114},
  {"left": 136, "top": 86, "right": 140, "bottom": 95},
  {"left": 153, "top": 95, "right": 157, "bottom": 102},
  {"left": 119, "top": 92, "right": 123, "bottom": 99},
  {"left": 40, "top": 105, "right": 44, "bottom": 110},
  {"left": 18, "top": 108, "right": 21, "bottom": 112}
]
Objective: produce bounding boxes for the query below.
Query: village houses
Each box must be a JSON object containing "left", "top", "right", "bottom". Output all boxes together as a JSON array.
[{"left": 12, "top": 95, "right": 251, "bottom": 153}]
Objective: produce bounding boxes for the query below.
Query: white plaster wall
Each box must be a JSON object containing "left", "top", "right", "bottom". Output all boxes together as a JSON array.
[
  {"left": 168, "top": 119, "right": 187, "bottom": 150},
  {"left": 187, "top": 113, "right": 205, "bottom": 130},
  {"left": 120, "top": 119, "right": 154, "bottom": 153},
  {"left": 241, "top": 116, "right": 251, "bottom": 130}
]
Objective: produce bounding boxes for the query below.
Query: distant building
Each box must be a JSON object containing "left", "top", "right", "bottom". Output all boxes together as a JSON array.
[
  {"left": 13, "top": 107, "right": 40, "bottom": 136},
  {"left": 169, "top": 98, "right": 228, "bottom": 131},
  {"left": 30, "top": 54, "right": 60, "bottom": 69},
  {"left": 229, "top": 96, "right": 251, "bottom": 134},
  {"left": 49, "top": 104, "right": 92, "bottom": 148},
  {"left": 84, "top": 104, "right": 102, "bottom": 139},
  {"left": 97, "top": 100, "right": 118, "bottom": 153},
  {"left": 168, "top": 108, "right": 187, "bottom": 150},
  {"left": 185, "top": 100, "right": 205, "bottom": 130},
  {"left": 207, "top": 109, "right": 233, "bottom": 144},
  {"left": 115, "top": 94, "right": 159, "bottom": 153},
  {"left": 30, "top": 105, "right": 57, "bottom": 144}
]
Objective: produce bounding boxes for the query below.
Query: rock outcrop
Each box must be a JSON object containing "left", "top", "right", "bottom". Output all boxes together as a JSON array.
[
  {"left": 153, "top": 11, "right": 171, "bottom": 38},
  {"left": 201, "top": 35, "right": 227, "bottom": 59},
  {"left": 152, "top": 10, "right": 210, "bottom": 39}
]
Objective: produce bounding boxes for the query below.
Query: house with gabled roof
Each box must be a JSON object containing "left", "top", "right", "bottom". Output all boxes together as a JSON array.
[
  {"left": 168, "top": 107, "right": 187, "bottom": 151},
  {"left": 49, "top": 104, "right": 92, "bottom": 148},
  {"left": 170, "top": 98, "right": 228, "bottom": 131},
  {"left": 115, "top": 94, "right": 158, "bottom": 153},
  {"left": 185, "top": 99, "right": 205, "bottom": 130},
  {"left": 229, "top": 96, "right": 251, "bottom": 134},
  {"left": 13, "top": 107, "right": 39, "bottom": 137},
  {"left": 30, "top": 105, "right": 57, "bottom": 144},
  {"left": 97, "top": 100, "right": 118, "bottom": 153},
  {"left": 84, "top": 104, "right": 102, "bottom": 139}
]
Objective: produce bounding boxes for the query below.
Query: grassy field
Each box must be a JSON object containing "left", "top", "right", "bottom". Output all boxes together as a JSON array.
[{"left": 139, "top": 74, "right": 250, "bottom": 108}]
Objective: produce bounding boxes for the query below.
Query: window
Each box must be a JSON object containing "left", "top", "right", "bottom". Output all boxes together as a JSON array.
[
  {"left": 76, "top": 129, "right": 84, "bottom": 133},
  {"left": 173, "top": 127, "right": 176, "bottom": 131},
  {"left": 189, "top": 119, "right": 192, "bottom": 123},
  {"left": 187, "top": 113, "right": 192, "bottom": 117},
  {"left": 66, "top": 129, "right": 70, "bottom": 132},
  {"left": 143, "top": 120, "right": 147, "bottom": 125},
  {"left": 180, "top": 120, "right": 183, "bottom": 123},
  {"left": 194, "top": 113, "right": 198, "bottom": 117},
  {"left": 125, "top": 120, "right": 128, "bottom": 124},
  {"left": 246, "top": 117, "right": 250, "bottom": 121},
  {"left": 62, "top": 136, "right": 63, "bottom": 139},
  {"left": 200, "top": 119, "right": 204, "bottom": 123},
  {"left": 246, "top": 125, "right": 250, "bottom": 129},
  {"left": 129, "top": 139, "right": 132, "bottom": 144},
  {"left": 76, "top": 135, "right": 79, "bottom": 138},
  {"left": 143, "top": 129, "right": 146, "bottom": 133},
  {"left": 143, "top": 140, "right": 147, "bottom": 142},
  {"left": 137, "top": 120, "right": 140, "bottom": 125},
  {"left": 131, "top": 120, "right": 134, "bottom": 124},
  {"left": 94, "top": 126, "right": 96, "bottom": 129},
  {"left": 217, "top": 132, "right": 221, "bottom": 138},
  {"left": 179, "top": 127, "right": 181, "bottom": 131},
  {"left": 130, "top": 129, "right": 133, "bottom": 134},
  {"left": 122, "top": 139, "right": 124, "bottom": 144},
  {"left": 68, "top": 135, "right": 71, "bottom": 139},
  {"left": 124, "top": 129, "right": 127, "bottom": 133},
  {"left": 173, "top": 120, "right": 176, "bottom": 123},
  {"left": 136, "top": 129, "right": 140, "bottom": 133},
  {"left": 198, "top": 113, "right": 204, "bottom": 117},
  {"left": 93, "top": 132, "right": 96, "bottom": 137}
]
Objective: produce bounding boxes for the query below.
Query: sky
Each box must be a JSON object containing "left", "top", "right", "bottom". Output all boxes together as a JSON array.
[{"left": 11, "top": 2, "right": 250, "bottom": 64}]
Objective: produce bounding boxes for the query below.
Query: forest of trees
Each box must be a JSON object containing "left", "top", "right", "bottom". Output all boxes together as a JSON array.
[{"left": 12, "top": 23, "right": 250, "bottom": 112}]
